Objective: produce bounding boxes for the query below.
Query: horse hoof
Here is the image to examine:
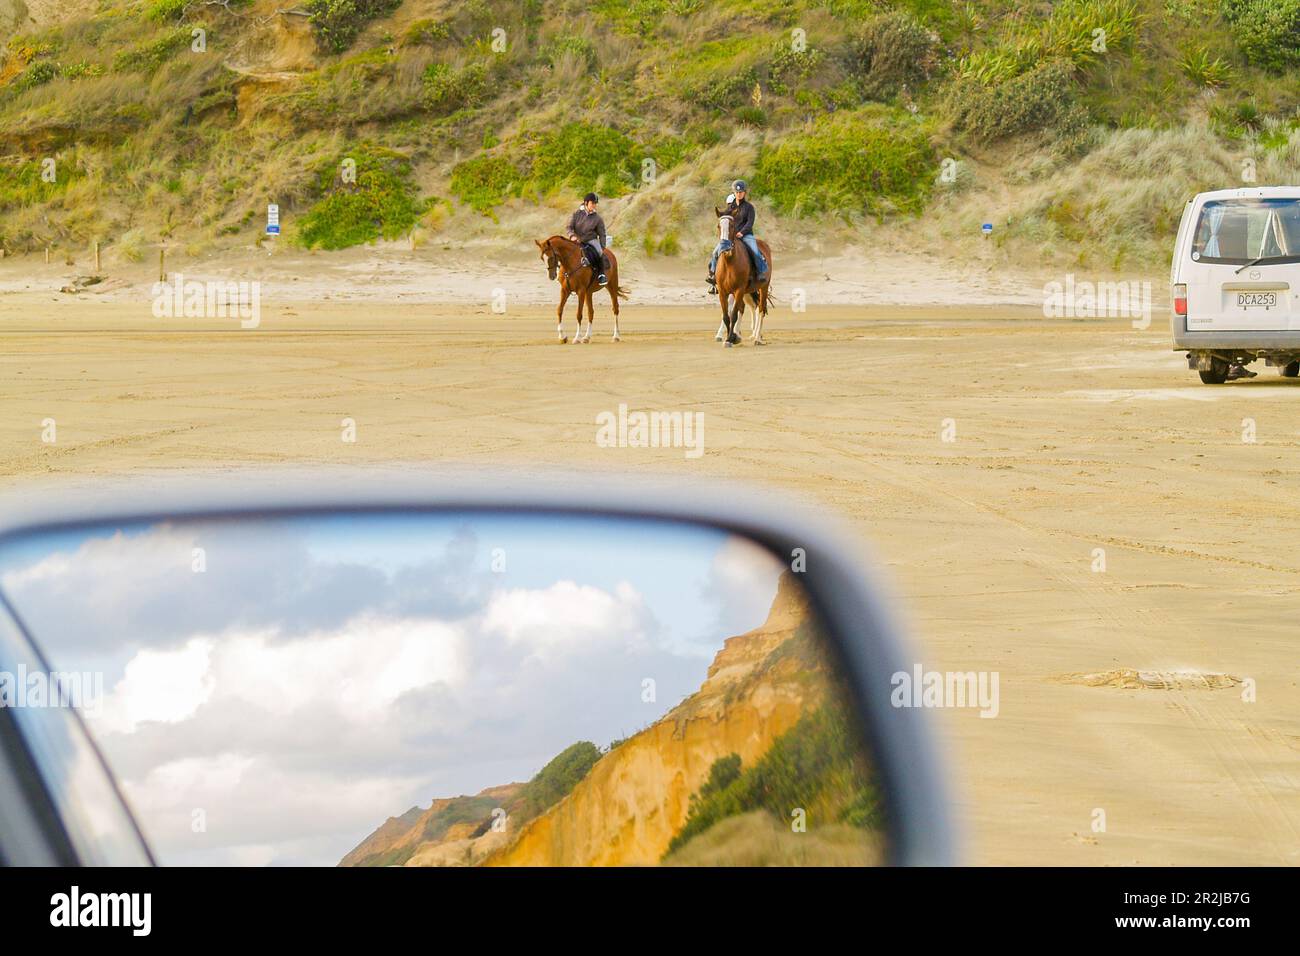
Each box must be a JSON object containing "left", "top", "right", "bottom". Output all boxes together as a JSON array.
[
  {"left": 714, "top": 335, "right": 723, "bottom": 342},
  {"left": 559, "top": 337, "right": 568, "bottom": 344},
  {"left": 724, "top": 340, "right": 733, "bottom": 348},
  {"left": 753, "top": 339, "right": 766, "bottom": 346},
  {"left": 611, "top": 335, "right": 621, "bottom": 343}
]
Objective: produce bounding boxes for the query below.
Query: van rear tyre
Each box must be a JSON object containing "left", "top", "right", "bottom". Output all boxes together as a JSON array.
[
  {"left": 1281, "top": 361, "right": 1299, "bottom": 378},
  {"left": 1198, "top": 367, "right": 1228, "bottom": 385}
]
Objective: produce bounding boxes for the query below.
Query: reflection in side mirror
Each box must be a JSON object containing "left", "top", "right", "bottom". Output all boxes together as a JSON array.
[{"left": 0, "top": 511, "right": 891, "bottom": 867}]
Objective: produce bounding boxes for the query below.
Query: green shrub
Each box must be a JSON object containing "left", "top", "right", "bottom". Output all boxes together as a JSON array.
[
  {"left": 1179, "top": 47, "right": 1234, "bottom": 88},
  {"left": 112, "top": 26, "right": 192, "bottom": 74},
  {"left": 531, "top": 121, "right": 637, "bottom": 197},
  {"left": 767, "top": 42, "right": 824, "bottom": 95},
  {"left": 422, "top": 61, "right": 488, "bottom": 114},
  {"left": 0, "top": 157, "right": 70, "bottom": 213},
  {"left": 12, "top": 59, "right": 60, "bottom": 93},
  {"left": 403, "top": 17, "right": 450, "bottom": 47},
  {"left": 60, "top": 61, "right": 104, "bottom": 80},
  {"left": 1037, "top": 0, "right": 1141, "bottom": 66},
  {"left": 663, "top": 700, "right": 882, "bottom": 859},
  {"left": 450, "top": 153, "right": 526, "bottom": 213},
  {"left": 755, "top": 108, "right": 934, "bottom": 218},
  {"left": 297, "top": 145, "right": 425, "bottom": 249},
  {"left": 517, "top": 741, "right": 601, "bottom": 819},
  {"left": 305, "top": 0, "right": 402, "bottom": 55},
  {"left": 948, "top": 58, "right": 1085, "bottom": 142},
  {"left": 956, "top": 0, "right": 1141, "bottom": 83},
  {"left": 144, "top": 0, "right": 189, "bottom": 21},
  {"left": 696, "top": 754, "right": 742, "bottom": 802},
  {"left": 540, "top": 34, "right": 597, "bottom": 71},
  {"left": 1220, "top": 0, "right": 1300, "bottom": 73},
  {"left": 642, "top": 134, "right": 695, "bottom": 172},
  {"left": 669, "top": 40, "right": 762, "bottom": 110},
  {"left": 845, "top": 12, "right": 937, "bottom": 101}
]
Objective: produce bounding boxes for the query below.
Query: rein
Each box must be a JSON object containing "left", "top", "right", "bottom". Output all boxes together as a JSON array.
[{"left": 547, "top": 235, "right": 586, "bottom": 275}]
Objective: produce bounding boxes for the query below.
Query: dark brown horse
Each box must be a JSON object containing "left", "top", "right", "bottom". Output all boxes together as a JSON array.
[
  {"left": 713, "top": 208, "right": 771, "bottom": 347},
  {"left": 534, "top": 236, "right": 628, "bottom": 343}
]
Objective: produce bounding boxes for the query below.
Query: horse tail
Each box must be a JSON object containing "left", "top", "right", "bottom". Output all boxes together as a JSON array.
[{"left": 616, "top": 285, "right": 630, "bottom": 300}]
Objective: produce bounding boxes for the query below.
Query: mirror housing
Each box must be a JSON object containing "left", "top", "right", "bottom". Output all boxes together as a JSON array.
[{"left": 0, "top": 470, "right": 956, "bottom": 866}]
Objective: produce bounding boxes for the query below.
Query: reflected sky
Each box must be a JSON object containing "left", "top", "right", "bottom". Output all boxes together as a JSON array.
[{"left": 0, "top": 512, "right": 784, "bottom": 865}]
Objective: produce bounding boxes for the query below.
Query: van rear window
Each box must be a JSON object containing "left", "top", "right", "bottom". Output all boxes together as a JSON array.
[{"left": 1191, "top": 198, "right": 1300, "bottom": 266}]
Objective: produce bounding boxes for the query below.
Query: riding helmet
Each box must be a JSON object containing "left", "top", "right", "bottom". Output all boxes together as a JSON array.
[
  {"left": 732, "top": 180, "right": 748, "bottom": 193},
  {"left": 583, "top": 192, "right": 599, "bottom": 204}
]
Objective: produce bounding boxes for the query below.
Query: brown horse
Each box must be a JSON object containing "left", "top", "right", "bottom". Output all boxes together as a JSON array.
[
  {"left": 713, "top": 208, "right": 771, "bottom": 347},
  {"left": 534, "top": 236, "right": 628, "bottom": 343}
]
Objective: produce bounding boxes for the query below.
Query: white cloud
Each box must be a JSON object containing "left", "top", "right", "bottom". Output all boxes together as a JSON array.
[
  {"left": 700, "top": 536, "right": 784, "bottom": 636},
  {"left": 481, "top": 580, "right": 653, "bottom": 660},
  {"left": 2, "top": 521, "right": 728, "bottom": 866},
  {"left": 92, "top": 637, "right": 215, "bottom": 735}
]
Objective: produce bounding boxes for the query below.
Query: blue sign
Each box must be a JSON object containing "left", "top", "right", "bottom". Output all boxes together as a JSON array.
[{"left": 981, "top": 222, "right": 993, "bottom": 235}]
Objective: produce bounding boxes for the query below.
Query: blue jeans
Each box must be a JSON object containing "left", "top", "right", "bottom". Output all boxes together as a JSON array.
[{"left": 710, "top": 235, "right": 766, "bottom": 276}]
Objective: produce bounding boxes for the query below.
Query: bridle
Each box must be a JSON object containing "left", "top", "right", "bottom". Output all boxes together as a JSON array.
[
  {"left": 718, "top": 214, "right": 734, "bottom": 250},
  {"left": 540, "top": 238, "right": 560, "bottom": 281}
]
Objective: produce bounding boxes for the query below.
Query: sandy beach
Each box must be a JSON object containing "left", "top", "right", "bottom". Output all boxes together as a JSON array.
[{"left": 1, "top": 246, "right": 1297, "bottom": 865}]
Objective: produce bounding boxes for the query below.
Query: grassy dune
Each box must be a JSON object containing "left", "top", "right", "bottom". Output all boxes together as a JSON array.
[{"left": 3, "top": 0, "right": 1300, "bottom": 270}]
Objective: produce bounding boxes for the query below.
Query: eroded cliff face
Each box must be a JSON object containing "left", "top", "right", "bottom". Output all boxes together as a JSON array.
[
  {"left": 482, "top": 573, "right": 827, "bottom": 866},
  {"left": 339, "top": 782, "right": 522, "bottom": 868},
  {"left": 342, "top": 572, "right": 832, "bottom": 867}
]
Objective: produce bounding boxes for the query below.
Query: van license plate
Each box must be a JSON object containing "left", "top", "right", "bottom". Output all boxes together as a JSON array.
[{"left": 1237, "top": 292, "right": 1278, "bottom": 309}]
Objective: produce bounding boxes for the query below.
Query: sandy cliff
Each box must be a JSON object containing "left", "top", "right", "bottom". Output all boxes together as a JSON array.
[{"left": 483, "top": 573, "right": 828, "bottom": 866}]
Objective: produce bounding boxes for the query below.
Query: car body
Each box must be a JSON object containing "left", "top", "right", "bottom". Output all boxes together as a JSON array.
[{"left": 1170, "top": 186, "right": 1300, "bottom": 383}]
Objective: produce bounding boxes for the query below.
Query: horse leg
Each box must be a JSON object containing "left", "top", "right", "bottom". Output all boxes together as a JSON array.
[
  {"left": 729, "top": 296, "right": 743, "bottom": 346},
  {"left": 718, "top": 291, "right": 732, "bottom": 346},
  {"left": 583, "top": 288, "right": 594, "bottom": 342},
  {"left": 557, "top": 286, "right": 571, "bottom": 343},
  {"left": 571, "top": 285, "right": 585, "bottom": 344},
  {"left": 755, "top": 286, "right": 768, "bottom": 345},
  {"left": 608, "top": 274, "right": 621, "bottom": 342}
]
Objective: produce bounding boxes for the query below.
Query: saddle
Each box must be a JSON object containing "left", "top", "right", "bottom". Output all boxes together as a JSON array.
[{"left": 728, "top": 238, "right": 765, "bottom": 288}]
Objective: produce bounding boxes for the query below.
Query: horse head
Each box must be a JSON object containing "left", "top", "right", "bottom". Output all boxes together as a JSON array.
[
  {"left": 714, "top": 208, "right": 734, "bottom": 252},
  {"left": 535, "top": 238, "right": 559, "bottom": 281}
]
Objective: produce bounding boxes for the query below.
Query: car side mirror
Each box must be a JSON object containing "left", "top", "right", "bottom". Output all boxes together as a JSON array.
[{"left": 0, "top": 474, "right": 954, "bottom": 867}]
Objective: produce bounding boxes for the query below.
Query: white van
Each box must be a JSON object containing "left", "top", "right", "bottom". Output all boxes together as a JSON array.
[{"left": 1171, "top": 186, "right": 1300, "bottom": 383}]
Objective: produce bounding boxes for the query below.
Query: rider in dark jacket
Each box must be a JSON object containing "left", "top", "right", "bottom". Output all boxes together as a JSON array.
[
  {"left": 708, "top": 180, "right": 767, "bottom": 290},
  {"left": 566, "top": 192, "right": 608, "bottom": 285}
]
